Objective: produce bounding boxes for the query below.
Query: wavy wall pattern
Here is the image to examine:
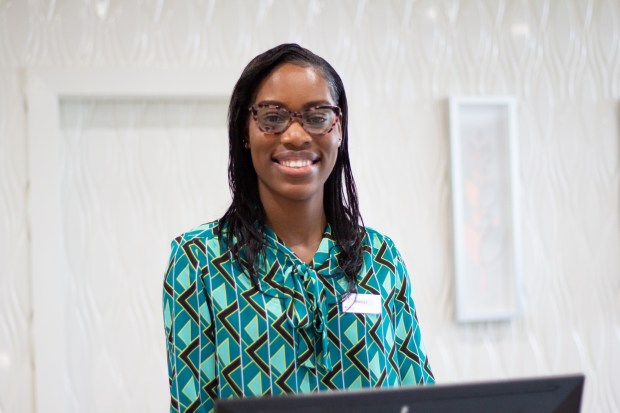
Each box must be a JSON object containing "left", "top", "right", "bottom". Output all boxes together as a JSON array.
[
  {"left": 0, "top": 1, "right": 618, "bottom": 412},
  {"left": 0, "top": 70, "right": 32, "bottom": 413}
]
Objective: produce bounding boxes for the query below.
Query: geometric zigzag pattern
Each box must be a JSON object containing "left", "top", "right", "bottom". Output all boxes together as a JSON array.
[{"left": 163, "top": 221, "right": 434, "bottom": 412}]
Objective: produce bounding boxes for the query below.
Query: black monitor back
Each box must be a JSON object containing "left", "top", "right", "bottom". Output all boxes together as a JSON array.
[{"left": 215, "top": 374, "right": 584, "bottom": 413}]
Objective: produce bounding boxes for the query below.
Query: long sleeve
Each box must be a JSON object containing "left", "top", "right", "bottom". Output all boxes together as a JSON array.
[
  {"left": 388, "top": 238, "right": 435, "bottom": 385},
  {"left": 163, "top": 236, "right": 217, "bottom": 412}
]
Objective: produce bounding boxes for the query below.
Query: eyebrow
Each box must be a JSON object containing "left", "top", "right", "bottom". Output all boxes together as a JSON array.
[{"left": 256, "top": 99, "right": 335, "bottom": 109}]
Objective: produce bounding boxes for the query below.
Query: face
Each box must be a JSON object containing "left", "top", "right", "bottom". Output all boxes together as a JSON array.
[{"left": 247, "top": 63, "right": 341, "bottom": 206}]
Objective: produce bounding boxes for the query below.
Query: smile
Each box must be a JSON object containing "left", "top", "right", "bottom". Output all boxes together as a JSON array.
[{"left": 279, "top": 159, "right": 315, "bottom": 168}]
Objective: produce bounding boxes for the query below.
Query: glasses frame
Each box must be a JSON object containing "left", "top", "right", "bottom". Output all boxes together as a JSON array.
[{"left": 249, "top": 103, "right": 341, "bottom": 135}]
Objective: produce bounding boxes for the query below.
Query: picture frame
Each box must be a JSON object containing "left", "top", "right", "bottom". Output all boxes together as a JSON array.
[{"left": 448, "top": 96, "right": 522, "bottom": 322}]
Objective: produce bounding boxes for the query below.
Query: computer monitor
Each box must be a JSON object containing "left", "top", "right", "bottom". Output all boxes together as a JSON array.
[{"left": 215, "top": 374, "right": 584, "bottom": 413}]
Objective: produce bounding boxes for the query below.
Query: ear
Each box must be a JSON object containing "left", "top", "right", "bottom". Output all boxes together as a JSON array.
[{"left": 336, "top": 117, "right": 343, "bottom": 147}]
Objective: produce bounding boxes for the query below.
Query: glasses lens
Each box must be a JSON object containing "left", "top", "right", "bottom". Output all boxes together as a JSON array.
[
  {"left": 256, "top": 107, "right": 290, "bottom": 133},
  {"left": 302, "top": 108, "right": 336, "bottom": 134}
]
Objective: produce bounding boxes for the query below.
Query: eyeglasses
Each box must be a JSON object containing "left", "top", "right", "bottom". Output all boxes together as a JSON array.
[{"left": 249, "top": 104, "right": 341, "bottom": 135}]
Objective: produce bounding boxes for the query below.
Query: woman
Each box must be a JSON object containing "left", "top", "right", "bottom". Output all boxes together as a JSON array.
[{"left": 163, "top": 43, "right": 434, "bottom": 413}]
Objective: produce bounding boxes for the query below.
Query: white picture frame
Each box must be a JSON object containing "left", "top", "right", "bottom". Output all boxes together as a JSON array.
[{"left": 448, "top": 96, "right": 522, "bottom": 322}]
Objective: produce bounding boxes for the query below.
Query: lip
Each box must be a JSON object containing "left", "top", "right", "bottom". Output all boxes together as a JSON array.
[
  {"left": 272, "top": 151, "right": 319, "bottom": 163},
  {"left": 272, "top": 151, "right": 320, "bottom": 176}
]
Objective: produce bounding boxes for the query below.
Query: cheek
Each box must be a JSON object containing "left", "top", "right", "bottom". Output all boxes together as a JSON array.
[
  {"left": 247, "top": 123, "right": 267, "bottom": 156},
  {"left": 249, "top": 144, "right": 269, "bottom": 176},
  {"left": 247, "top": 121, "right": 259, "bottom": 148},
  {"left": 323, "top": 137, "right": 341, "bottom": 170}
]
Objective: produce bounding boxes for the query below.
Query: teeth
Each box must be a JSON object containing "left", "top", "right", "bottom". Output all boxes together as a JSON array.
[{"left": 280, "top": 159, "right": 312, "bottom": 168}]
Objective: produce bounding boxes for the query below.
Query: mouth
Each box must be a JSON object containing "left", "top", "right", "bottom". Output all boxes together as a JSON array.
[
  {"left": 275, "top": 159, "right": 319, "bottom": 168},
  {"left": 272, "top": 151, "right": 320, "bottom": 169},
  {"left": 271, "top": 154, "right": 320, "bottom": 176}
]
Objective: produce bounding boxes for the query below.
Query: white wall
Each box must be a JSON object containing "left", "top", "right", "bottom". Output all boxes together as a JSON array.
[{"left": 1, "top": 0, "right": 619, "bottom": 412}]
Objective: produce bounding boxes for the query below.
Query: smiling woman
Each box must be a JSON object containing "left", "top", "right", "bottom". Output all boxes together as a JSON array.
[{"left": 162, "top": 44, "right": 434, "bottom": 413}]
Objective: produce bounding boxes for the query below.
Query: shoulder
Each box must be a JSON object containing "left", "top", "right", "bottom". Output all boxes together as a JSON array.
[
  {"left": 362, "top": 226, "right": 399, "bottom": 252},
  {"left": 170, "top": 219, "right": 222, "bottom": 251},
  {"left": 361, "top": 226, "right": 407, "bottom": 272}
]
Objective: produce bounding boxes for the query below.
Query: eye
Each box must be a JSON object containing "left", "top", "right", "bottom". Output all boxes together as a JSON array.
[
  {"left": 259, "top": 110, "right": 288, "bottom": 124},
  {"left": 304, "top": 109, "right": 333, "bottom": 125},
  {"left": 307, "top": 115, "right": 327, "bottom": 125}
]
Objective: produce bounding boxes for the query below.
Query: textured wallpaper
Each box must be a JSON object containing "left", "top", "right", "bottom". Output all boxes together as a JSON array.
[
  {"left": 1, "top": 0, "right": 619, "bottom": 412},
  {"left": 0, "top": 70, "right": 31, "bottom": 413}
]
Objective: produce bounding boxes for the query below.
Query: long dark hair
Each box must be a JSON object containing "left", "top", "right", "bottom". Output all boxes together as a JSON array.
[{"left": 220, "top": 43, "right": 364, "bottom": 291}]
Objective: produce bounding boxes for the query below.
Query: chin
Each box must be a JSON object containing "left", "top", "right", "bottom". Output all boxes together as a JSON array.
[
  {"left": 272, "top": 182, "right": 323, "bottom": 203},
  {"left": 280, "top": 188, "right": 321, "bottom": 202}
]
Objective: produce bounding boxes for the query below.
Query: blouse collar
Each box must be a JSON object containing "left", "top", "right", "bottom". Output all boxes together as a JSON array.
[{"left": 262, "top": 223, "right": 337, "bottom": 268}]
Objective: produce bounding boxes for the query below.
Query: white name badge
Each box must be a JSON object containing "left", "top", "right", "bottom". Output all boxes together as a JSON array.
[{"left": 342, "top": 293, "right": 382, "bottom": 314}]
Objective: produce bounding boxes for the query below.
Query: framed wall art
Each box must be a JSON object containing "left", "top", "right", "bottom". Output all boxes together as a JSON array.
[{"left": 449, "top": 96, "right": 522, "bottom": 322}]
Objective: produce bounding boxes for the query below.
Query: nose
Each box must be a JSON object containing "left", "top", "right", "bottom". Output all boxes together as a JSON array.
[{"left": 280, "top": 119, "right": 311, "bottom": 147}]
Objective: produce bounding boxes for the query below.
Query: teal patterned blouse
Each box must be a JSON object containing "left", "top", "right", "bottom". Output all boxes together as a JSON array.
[{"left": 163, "top": 220, "right": 434, "bottom": 413}]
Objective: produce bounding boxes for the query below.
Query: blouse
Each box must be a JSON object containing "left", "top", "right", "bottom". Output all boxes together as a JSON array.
[{"left": 163, "top": 220, "right": 434, "bottom": 412}]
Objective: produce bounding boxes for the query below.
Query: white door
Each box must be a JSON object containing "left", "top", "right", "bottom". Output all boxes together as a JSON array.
[{"left": 28, "top": 70, "right": 233, "bottom": 413}]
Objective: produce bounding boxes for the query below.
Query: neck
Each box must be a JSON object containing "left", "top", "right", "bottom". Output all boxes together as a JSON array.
[{"left": 259, "top": 190, "right": 326, "bottom": 261}]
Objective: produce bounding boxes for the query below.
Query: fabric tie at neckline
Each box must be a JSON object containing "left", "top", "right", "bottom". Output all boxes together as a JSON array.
[{"left": 286, "top": 262, "right": 334, "bottom": 372}]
